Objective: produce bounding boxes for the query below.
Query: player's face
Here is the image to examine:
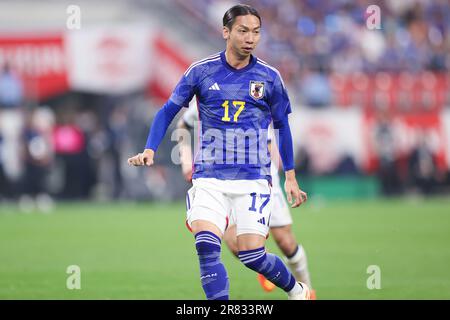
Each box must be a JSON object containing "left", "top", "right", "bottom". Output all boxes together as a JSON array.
[{"left": 223, "top": 14, "right": 261, "bottom": 58}]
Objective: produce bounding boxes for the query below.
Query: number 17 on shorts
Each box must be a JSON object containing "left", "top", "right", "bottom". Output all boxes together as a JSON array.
[{"left": 234, "top": 192, "right": 272, "bottom": 237}]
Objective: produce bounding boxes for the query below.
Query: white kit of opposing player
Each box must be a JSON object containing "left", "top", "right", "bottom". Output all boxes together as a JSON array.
[{"left": 268, "top": 142, "right": 293, "bottom": 228}]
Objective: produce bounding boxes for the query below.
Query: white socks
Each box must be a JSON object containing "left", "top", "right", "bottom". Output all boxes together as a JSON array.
[
  {"left": 287, "top": 281, "right": 303, "bottom": 297},
  {"left": 286, "top": 245, "right": 312, "bottom": 287}
]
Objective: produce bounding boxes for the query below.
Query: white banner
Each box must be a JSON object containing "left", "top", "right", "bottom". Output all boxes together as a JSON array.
[
  {"left": 65, "top": 24, "right": 153, "bottom": 94},
  {"left": 290, "top": 107, "right": 366, "bottom": 174}
]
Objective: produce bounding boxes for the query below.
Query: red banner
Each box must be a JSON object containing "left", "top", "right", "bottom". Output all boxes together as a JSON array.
[
  {"left": 148, "top": 34, "right": 191, "bottom": 101},
  {"left": 363, "top": 111, "right": 447, "bottom": 173},
  {"left": 0, "top": 34, "right": 69, "bottom": 100}
]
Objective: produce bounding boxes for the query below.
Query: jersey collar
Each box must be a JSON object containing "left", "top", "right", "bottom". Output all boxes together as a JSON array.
[{"left": 220, "top": 50, "right": 257, "bottom": 73}]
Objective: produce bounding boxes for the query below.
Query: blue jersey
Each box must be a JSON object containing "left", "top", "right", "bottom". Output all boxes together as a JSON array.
[{"left": 170, "top": 51, "right": 292, "bottom": 182}]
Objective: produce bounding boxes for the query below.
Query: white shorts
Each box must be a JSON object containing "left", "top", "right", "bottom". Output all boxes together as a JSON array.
[
  {"left": 269, "top": 162, "right": 294, "bottom": 227},
  {"left": 227, "top": 187, "right": 293, "bottom": 228},
  {"left": 185, "top": 178, "right": 272, "bottom": 237},
  {"left": 269, "top": 190, "right": 293, "bottom": 227}
]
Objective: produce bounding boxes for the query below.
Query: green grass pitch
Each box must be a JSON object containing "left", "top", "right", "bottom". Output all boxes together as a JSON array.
[{"left": 1, "top": 198, "right": 450, "bottom": 299}]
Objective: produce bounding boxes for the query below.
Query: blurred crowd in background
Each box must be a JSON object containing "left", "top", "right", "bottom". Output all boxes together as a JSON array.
[
  {"left": 178, "top": 0, "right": 450, "bottom": 106},
  {"left": 1, "top": 0, "right": 450, "bottom": 207}
]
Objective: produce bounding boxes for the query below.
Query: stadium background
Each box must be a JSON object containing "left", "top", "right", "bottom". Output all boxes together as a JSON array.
[{"left": 0, "top": 0, "right": 449, "bottom": 299}]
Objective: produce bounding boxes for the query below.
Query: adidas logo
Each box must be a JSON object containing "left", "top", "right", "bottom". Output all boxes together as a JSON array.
[
  {"left": 208, "top": 83, "right": 220, "bottom": 90},
  {"left": 257, "top": 218, "right": 266, "bottom": 225}
]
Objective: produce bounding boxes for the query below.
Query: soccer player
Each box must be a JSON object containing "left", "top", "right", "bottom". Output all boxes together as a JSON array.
[
  {"left": 128, "top": 4, "right": 310, "bottom": 300},
  {"left": 177, "top": 99, "right": 315, "bottom": 297}
]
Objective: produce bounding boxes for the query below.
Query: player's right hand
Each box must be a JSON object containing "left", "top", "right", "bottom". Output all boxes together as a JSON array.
[{"left": 127, "top": 149, "right": 154, "bottom": 167}]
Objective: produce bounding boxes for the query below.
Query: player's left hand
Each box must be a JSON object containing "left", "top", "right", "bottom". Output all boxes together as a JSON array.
[{"left": 284, "top": 170, "right": 307, "bottom": 208}]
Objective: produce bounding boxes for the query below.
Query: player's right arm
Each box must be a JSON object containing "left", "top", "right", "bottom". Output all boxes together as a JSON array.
[
  {"left": 127, "top": 100, "right": 183, "bottom": 166},
  {"left": 127, "top": 63, "right": 200, "bottom": 167}
]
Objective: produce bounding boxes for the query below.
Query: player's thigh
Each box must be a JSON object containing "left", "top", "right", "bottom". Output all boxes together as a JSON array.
[
  {"left": 191, "top": 220, "right": 224, "bottom": 238},
  {"left": 186, "top": 185, "right": 230, "bottom": 236},
  {"left": 232, "top": 180, "right": 272, "bottom": 242},
  {"left": 270, "top": 224, "right": 294, "bottom": 240}
]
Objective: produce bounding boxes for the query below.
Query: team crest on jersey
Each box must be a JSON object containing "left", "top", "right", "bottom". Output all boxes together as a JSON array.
[{"left": 249, "top": 81, "right": 265, "bottom": 100}]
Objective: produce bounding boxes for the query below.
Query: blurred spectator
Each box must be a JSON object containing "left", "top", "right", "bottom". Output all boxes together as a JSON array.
[
  {"left": 294, "top": 146, "right": 311, "bottom": 177},
  {"left": 0, "top": 64, "right": 23, "bottom": 110},
  {"left": 22, "top": 108, "right": 54, "bottom": 196},
  {"left": 53, "top": 109, "right": 93, "bottom": 199},
  {"left": 19, "top": 107, "right": 55, "bottom": 211},
  {"left": 335, "top": 154, "right": 359, "bottom": 175},
  {"left": 373, "top": 111, "right": 402, "bottom": 196},
  {"left": 408, "top": 132, "right": 438, "bottom": 195},
  {"left": 301, "top": 70, "right": 332, "bottom": 107},
  {"left": 0, "top": 64, "right": 25, "bottom": 198},
  {"left": 0, "top": 135, "right": 6, "bottom": 198}
]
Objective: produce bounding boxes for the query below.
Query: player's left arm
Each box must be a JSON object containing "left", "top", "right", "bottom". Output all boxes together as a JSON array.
[{"left": 269, "top": 75, "right": 307, "bottom": 208}]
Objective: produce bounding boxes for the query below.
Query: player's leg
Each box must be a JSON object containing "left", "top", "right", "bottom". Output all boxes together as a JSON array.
[
  {"left": 222, "top": 224, "right": 239, "bottom": 257},
  {"left": 270, "top": 225, "right": 312, "bottom": 288},
  {"left": 186, "top": 184, "right": 230, "bottom": 300},
  {"left": 223, "top": 223, "right": 276, "bottom": 292},
  {"left": 270, "top": 191, "right": 313, "bottom": 290},
  {"left": 237, "top": 233, "right": 309, "bottom": 299},
  {"left": 232, "top": 181, "right": 310, "bottom": 300}
]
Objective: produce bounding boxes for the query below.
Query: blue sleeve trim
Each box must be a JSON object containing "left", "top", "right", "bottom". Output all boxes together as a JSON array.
[{"left": 145, "top": 100, "right": 183, "bottom": 151}]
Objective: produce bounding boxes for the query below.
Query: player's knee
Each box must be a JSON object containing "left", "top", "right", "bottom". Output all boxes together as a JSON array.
[
  {"left": 223, "top": 235, "right": 239, "bottom": 257},
  {"left": 238, "top": 247, "right": 267, "bottom": 272},
  {"left": 222, "top": 225, "right": 238, "bottom": 257},
  {"left": 195, "top": 231, "right": 222, "bottom": 256},
  {"left": 272, "top": 229, "right": 297, "bottom": 255}
]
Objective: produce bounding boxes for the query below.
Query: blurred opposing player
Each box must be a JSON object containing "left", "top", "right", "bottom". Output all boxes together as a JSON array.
[
  {"left": 177, "top": 100, "right": 315, "bottom": 298},
  {"left": 128, "top": 4, "right": 310, "bottom": 300}
]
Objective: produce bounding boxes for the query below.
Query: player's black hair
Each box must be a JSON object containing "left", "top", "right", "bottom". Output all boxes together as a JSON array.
[{"left": 223, "top": 4, "right": 261, "bottom": 29}]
